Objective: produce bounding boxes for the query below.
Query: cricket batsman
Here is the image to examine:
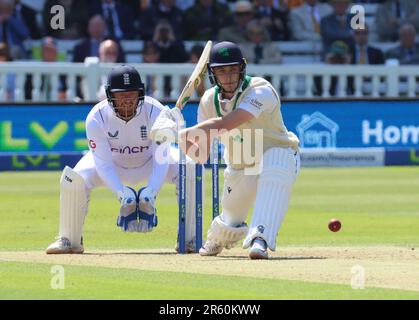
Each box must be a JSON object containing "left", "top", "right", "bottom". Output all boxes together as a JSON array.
[
  {"left": 180, "top": 42, "right": 300, "bottom": 259},
  {"left": 46, "top": 65, "right": 200, "bottom": 254}
]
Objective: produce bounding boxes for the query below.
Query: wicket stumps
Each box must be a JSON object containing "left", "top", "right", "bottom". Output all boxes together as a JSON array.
[{"left": 178, "top": 139, "right": 220, "bottom": 254}]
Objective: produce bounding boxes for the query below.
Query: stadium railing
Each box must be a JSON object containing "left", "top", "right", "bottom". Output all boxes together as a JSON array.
[{"left": 0, "top": 61, "right": 418, "bottom": 102}]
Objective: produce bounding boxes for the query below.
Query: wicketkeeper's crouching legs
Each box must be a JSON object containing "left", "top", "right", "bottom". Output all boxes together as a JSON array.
[{"left": 46, "top": 166, "right": 88, "bottom": 254}]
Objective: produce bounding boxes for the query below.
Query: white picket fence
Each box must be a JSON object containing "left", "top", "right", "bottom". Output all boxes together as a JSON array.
[{"left": 0, "top": 60, "right": 418, "bottom": 102}]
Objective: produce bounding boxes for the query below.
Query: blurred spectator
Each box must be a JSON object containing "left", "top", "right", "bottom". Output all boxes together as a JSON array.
[
  {"left": 141, "top": 41, "right": 160, "bottom": 96},
  {"left": 139, "top": 0, "right": 185, "bottom": 41},
  {"left": 314, "top": 41, "right": 353, "bottom": 96},
  {"left": 13, "top": 0, "right": 41, "bottom": 39},
  {"left": 253, "top": 0, "right": 290, "bottom": 41},
  {"left": 325, "top": 40, "right": 352, "bottom": 64},
  {"left": 73, "top": 15, "right": 125, "bottom": 100},
  {"left": 0, "top": 42, "right": 15, "bottom": 101},
  {"left": 94, "top": 39, "right": 121, "bottom": 100},
  {"left": 152, "top": 21, "right": 188, "bottom": 98},
  {"left": 89, "top": 0, "right": 136, "bottom": 40},
  {"left": 73, "top": 15, "right": 125, "bottom": 63},
  {"left": 99, "top": 39, "right": 120, "bottom": 63},
  {"left": 289, "top": 0, "right": 333, "bottom": 41},
  {"left": 376, "top": 0, "right": 419, "bottom": 42},
  {"left": 184, "top": 0, "right": 232, "bottom": 40},
  {"left": 25, "top": 37, "right": 67, "bottom": 101},
  {"left": 43, "top": 0, "right": 89, "bottom": 39},
  {"left": 0, "top": 0, "right": 29, "bottom": 59},
  {"left": 152, "top": 21, "right": 188, "bottom": 63},
  {"left": 175, "top": 0, "right": 194, "bottom": 11},
  {"left": 352, "top": 25, "right": 384, "bottom": 65},
  {"left": 239, "top": 20, "right": 282, "bottom": 64},
  {"left": 320, "top": 0, "right": 354, "bottom": 59},
  {"left": 183, "top": 43, "right": 206, "bottom": 97},
  {"left": 286, "top": 0, "right": 305, "bottom": 8},
  {"left": 386, "top": 24, "right": 419, "bottom": 64},
  {"left": 218, "top": 1, "right": 254, "bottom": 43}
]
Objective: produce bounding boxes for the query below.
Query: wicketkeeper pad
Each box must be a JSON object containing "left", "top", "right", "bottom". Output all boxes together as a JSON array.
[{"left": 59, "top": 166, "right": 88, "bottom": 247}]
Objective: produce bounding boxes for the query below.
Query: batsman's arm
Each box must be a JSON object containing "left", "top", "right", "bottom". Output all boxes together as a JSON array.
[{"left": 179, "top": 108, "right": 255, "bottom": 164}]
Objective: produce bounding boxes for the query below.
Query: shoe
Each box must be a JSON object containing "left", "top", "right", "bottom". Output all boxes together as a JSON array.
[
  {"left": 248, "top": 237, "right": 268, "bottom": 260},
  {"left": 199, "top": 240, "right": 223, "bottom": 256},
  {"left": 46, "top": 236, "right": 84, "bottom": 254}
]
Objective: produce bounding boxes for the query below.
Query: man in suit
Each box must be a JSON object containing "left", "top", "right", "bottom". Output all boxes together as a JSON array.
[
  {"left": 13, "top": 0, "right": 40, "bottom": 39},
  {"left": 72, "top": 15, "right": 125, "bottom": 63},
  {"left": 89, "top": 0, "right": 136, "bottom": 40},
  {"left": 252, "top": 0, "right": 290, "bottom": 41},
  {"left": 376, "top": 0, "right": 419, "bottom": 42},
  {"left": 289, "top": 0, "right": 333, "bottom": 41},
  {"left": 320, "top": 0, "right": 354, "bottom": 59},
  {"left": 386, "top": 24, "right": 419, "bottom": 64},
  {"left": 73, "top": 15, "right": 125, "bottom": 100},
  {"left": 0, "top": 0, "right": 29, "bottom": 59},
  {"left": 352, "top": 25, "right": 385, "bottom": 65}
]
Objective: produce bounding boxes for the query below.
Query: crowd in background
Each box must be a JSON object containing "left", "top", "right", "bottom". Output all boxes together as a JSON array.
[{"left": 0, "top": 0, "right": 419, "bottom": 100}]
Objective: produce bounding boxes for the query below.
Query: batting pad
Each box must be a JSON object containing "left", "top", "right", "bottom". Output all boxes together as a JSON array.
[
  {"left": 243, "top": 148, "right": 298, "bottom": 251},
  {"left": 59, "top": 166, "right": 88, "bottom": 248},
  {"left": 206, "top": 215, "right": 248, "bottom": 248}
]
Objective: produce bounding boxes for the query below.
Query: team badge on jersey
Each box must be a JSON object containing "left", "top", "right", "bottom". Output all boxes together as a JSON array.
[{"left": 140, "top": 125, "right": 147, "bottom": 140}]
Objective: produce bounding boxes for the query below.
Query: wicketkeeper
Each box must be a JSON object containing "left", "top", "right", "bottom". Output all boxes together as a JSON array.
[{"left": 46, "top": 65, "right": 201, "bottom": 254}]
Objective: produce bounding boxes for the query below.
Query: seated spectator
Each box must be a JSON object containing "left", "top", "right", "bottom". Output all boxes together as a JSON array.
[
  {"left": 314, "top": 41, "right": 353, "bottom": 96},
  {"left": 286, "top": 0, "right": 305, "bottom": 9},
  {"left": 376, "top": 0, "right": 419, "bottom": 42},
  {"left": 73, "top": 15, "right": 125, "bottom": 100},
  {"left": 239, "top": 20, "right": 282, "bottom": 64},
  {"left": 352, "top": 25, "right": 384, "bottom": 65},
  {"left": 98, "top": 39, "right": 120, "bottom": 63},
  {"left": 138, "top": 0, "right": 185, "bottom": 41},
  {"left": 290, "top": 0, "right": 333, "bottom": 41},
  {"left": 89, "top": 0, "right": 136, "bottom": 40},
  {"left": 25, "top": 37, "right": 67, "bottom": 101},
  {"left": 184, "top": 0, "right": 232, "bottom": 40},
  {"left": 386, "top": 24, "right": 419, "bottom": 65},
  {"left": 152, "top": 21, "right": 188, "bottom": 98},
  {"left": 0, "top": 0, "right": 29, "bottom": 59},
  {"left": 152, "top": 21, "right": 188, "bottom": 63},
  {"left": 43, "top": 0, "right": 89, "bottom": 39},
  {"left": 320, "top": 0, "right": 354, "bottom": 59},
  {"left": 13, "top": 0, "right": 41, "bottom": 39},
  {"left": 73, "top": 15, "right": 125, "bottom": 63},
  {"left": 0, "top": 42, "right": 15, "bottom": 101},
  {"left": 141, "top": 41, "right": 160, "bottom": 96},
  {"left": 253, "top": 0, "right": 290, "bottom": 41},
  {"left": 218, "top": 0, "right": 254, "bottom": 43},
  {"left": 94, "top": 39, "right": 121, "bottom": 100}
]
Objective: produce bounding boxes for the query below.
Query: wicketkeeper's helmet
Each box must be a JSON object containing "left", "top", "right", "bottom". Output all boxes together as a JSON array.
[{"left": 105, "top": 65, "right": 145, "bottom": 108}]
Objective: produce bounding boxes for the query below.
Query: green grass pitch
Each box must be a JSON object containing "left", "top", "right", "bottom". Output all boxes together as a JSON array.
[{"left": 0, "top": 167, "right": 419, "bottom": 299}]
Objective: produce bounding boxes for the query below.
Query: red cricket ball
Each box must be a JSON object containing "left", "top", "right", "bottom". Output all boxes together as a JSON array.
[{"left": 328, "top": 219, "right": 341, "bottom": 232}]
